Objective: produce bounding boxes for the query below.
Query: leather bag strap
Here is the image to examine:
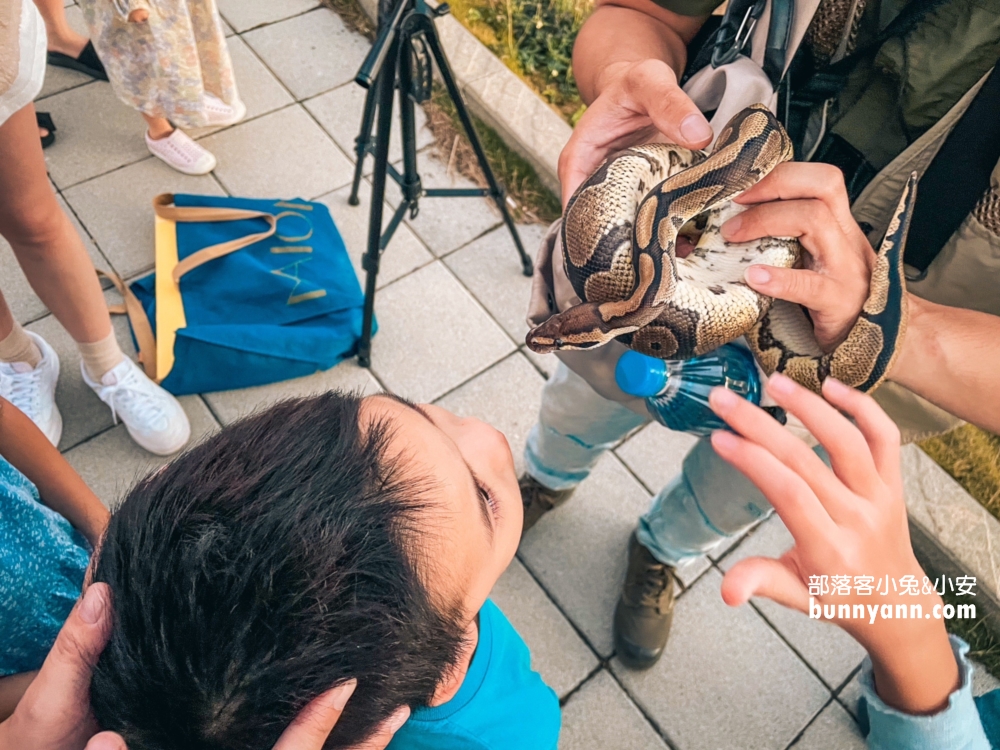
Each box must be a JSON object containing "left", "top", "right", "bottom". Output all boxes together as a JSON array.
[{"left": 99, "top": 269, "right": 158, "bottom": 380}]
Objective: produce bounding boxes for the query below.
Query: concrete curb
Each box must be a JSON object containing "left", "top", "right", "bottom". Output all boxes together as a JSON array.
[
  {"left": 355, "top": 0, "right": 570, "bottom": 194},
  {"left": 348, "top": 0, "right": 1000, "bottom": 636}
]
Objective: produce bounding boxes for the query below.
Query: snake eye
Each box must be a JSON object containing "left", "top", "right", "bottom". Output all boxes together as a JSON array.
[{"left": 555, "top": 338, "right": 564, "bottom": 347}]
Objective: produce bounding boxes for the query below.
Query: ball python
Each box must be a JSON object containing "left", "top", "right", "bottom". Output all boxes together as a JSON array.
[{"left": 525, "top": 104, "right": 916, "bottom": 394}]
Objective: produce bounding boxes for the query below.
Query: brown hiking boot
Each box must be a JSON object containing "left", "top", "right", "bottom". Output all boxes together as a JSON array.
[
  {"left": 613, "top": 531, "right": 676, "bottom": 670},
  {"left": 519, "top": 474, "right": 574, "bottom": 537}
]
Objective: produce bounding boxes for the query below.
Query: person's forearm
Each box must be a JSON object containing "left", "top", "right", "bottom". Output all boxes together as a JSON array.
[
  {"left": 573, "top": 0, "right": 700, "bottom": 103},
  {"left": 0, "top": 400, "right": 108, "bottom": 546},
  {"left": 889, "top": 294, "right": 1000, "bottom": 433}
]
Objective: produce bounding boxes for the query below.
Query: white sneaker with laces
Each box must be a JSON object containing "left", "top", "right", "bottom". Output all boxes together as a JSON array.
[
  {"left": 82, "top": 358, "right": 191, "bottom": 456},
  {"left": 0, "top": 332, "right": 62, "bottom": 446},
  {"left": 202, "top": 93, "right": 247, "bottom": 127},
  {"left": 145, "top": 128, "right": 217, "bottom": 175}
]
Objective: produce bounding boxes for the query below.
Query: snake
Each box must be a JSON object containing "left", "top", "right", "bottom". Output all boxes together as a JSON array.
[{"left": 525, "top": 104, "right": 916, "bottom": 394}]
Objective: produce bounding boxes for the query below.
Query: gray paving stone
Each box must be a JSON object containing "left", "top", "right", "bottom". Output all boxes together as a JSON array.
[
  {"left": 203, "top": 359, "right": 381, "bottom": 426},
  {"left": 673, "top": 554, "right": 711, "bottom": 589},
  {"left": 715, "top": 513, "right": 868, "bottom": 688},
  {"left": 243, "top": 9, "right": 370, "bottom": 100},
  {"left": 37, "top": 6, "right": 93, "bottom": 99},
  {"left": 304, "top": 82, "right": 433, "bottom": 166},
  {"left": 791, "top": 701, "right": 865, "bottom": 750},
  {"left": 63, "top": 158, "right": 225, "bottom": 280},
  {"left": 836, "top": 669, "right": 863, "bottom": 720},
  {"left": 315, "top": 181, "right": 434, "bottom": 290},
  {"left": 402, "top": 153, "right": 502, "bottom": 256},
  {"left": 559, "top": 670, "right": 668, "bottom": 750},
  {"left": 42, "top": 82, "right": 149, "bottom": 188},
  {"left": 490, "top": 558, "right": 598, "bottom": 698},
  {"left": 214, "top": 35, "right": 295, "bottom": 123},
  {"left": 612, "top": 568, "right": 831, "bottom": 750},
  {"left": 366, "top": 260, "right": 514, "bottom": 402},
  {"left": 974, "top": 659, "right": 1000, "bottom": 696},
  {"left": 444, "top": 223, "right": 547, "bottom": 341},
  {"left": 217, "top": 0, "right": 319, "bottom": 32},
  {"left": 521, "top": 345, "right": 558, "bottom": 378},
  {"left": 26, "top": 293, "right": 135, "bottom": 452},
  {"left": 435, "top": 351, "right": 544, "bottom": 476},
  {"left": 519, "top": 453, "right": 652, "bottom": 657},
  {"left": 64, "top": 395, "right": 220, "bottom": 509},
  {"left": 203, "top": 105, "right": 354, "bottom": 200}
]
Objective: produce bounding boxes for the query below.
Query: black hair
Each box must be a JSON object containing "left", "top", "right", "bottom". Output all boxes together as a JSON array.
[{"left": 90, "top": 391, "right": 466, "bottom": 749}]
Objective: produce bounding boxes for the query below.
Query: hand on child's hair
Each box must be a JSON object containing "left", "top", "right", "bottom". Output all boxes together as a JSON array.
[
  {"left": 708, "top": 373, "right": 960, "bottom": 715},
  {"left": 0, "top": 584, "right": 407, "bottom": 750}
]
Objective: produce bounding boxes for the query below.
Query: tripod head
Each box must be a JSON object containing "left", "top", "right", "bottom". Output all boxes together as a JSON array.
[{"left": 355, "top": 0, "right": 450, "bottom": 88}]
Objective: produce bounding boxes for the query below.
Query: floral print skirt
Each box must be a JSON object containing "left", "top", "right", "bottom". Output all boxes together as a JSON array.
[{"left": 78, "top": 0, "right": 239, "bottom": 128}]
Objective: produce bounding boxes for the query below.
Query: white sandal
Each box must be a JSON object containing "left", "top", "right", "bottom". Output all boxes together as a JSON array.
[{"left": 145, "top": 128, "right": 217, "bottom": 175}]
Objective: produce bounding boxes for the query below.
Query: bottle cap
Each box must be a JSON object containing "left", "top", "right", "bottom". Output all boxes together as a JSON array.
[{"left": 615, "top": 350, "right": 669, "bottom": 397}]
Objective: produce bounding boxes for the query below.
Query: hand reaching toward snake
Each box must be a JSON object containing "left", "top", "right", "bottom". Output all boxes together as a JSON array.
[{"left": 722, "top": 162, "right": 878, "bottom": 352}]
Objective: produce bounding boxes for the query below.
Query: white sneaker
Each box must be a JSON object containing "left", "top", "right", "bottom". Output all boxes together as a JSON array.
[
  {"left": 202, "top": 93, "right": 246, "bottom": 127},
  {"left": 82, "top": 358, "right": 191, "bottom": 456},
  {"left": 0, "top": 332, "right": 62, "bottom": 446},
  {"left": 145, "top": 128, "right": 217, "bottom": 175}
]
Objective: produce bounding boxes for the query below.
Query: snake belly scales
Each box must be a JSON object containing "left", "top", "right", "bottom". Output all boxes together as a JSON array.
[{"left": 525, "top": 104, "right": 916, "bottom": 394}]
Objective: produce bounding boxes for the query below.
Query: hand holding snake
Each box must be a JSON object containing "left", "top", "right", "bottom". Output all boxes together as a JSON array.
[{"left": 527, "top": 104, "right": 915, "bottom": 394}]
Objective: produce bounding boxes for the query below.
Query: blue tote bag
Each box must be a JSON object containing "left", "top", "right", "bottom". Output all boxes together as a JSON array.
[{"left": 106, "top": 193, "right": 373, "bottom": 396}]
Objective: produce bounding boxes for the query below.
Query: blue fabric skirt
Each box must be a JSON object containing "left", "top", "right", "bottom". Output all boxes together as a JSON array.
[{"left": 0, "top": 456, "right": 90, "bottom": 676}]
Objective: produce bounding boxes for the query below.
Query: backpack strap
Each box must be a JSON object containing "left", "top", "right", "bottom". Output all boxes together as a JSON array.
[{"left": 904, "top": 64, "right": 1000, "bottom": 274}]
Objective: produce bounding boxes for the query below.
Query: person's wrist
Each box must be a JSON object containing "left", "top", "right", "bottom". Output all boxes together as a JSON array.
[
  {"left": 888, "top": 293, "right": 927, "bottom": 384},
  {"left": 866, "top": 615, "right": 958, "bottom": 715}
]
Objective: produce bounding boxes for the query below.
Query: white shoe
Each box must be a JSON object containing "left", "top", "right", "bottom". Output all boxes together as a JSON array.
[
  {"left": 82, "top": 358, "right": 191, "bottom": 456},
  {"left": 0, "top": 332, "right": 63, "bottom": 446},
  {"left": 202, "top": 93, "right": 246, "bottom": 127},
  {"left": 145, "top": 128, "right": 217, "bottom": 175}
]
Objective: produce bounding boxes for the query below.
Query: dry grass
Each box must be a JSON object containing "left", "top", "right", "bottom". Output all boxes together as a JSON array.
[
  {"left": 422, "top": 86, "right": 562, "bottom": 223},
  {"left": 920, "top": 425, "right": 1000, "bottom": 521},
  {"left": 320, "top": 0, "right": 376, "bottom": 38}
]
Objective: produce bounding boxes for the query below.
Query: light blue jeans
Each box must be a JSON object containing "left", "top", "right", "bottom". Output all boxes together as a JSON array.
[{"left": 524, "top": 363, "right": 776, "bottom": 566}]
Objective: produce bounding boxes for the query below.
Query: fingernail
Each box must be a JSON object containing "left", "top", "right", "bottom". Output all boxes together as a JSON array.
[
  {"left": 709, "top": 386, "right": 740, "bottom": 414},
  {"left": 745, "top": 265, "right": 771, "bottom": 286},
  {"left": 388, "top": 706, "right": 411, "bottom": 733},
  {"left": 822, "top": 377, "right": 850, "bottom": 397},
  {"left": 711, "top": 429, "right": 740, "bottom": 451},
  {"left": 680, "top": 113, "right": 713, "bottom": 144},
  {"left": 767, "top": 372, "right": 795, "bottom": 395},
  {"left": 721, "top": 214, "right": 742, "bottom": 238},
  {"left": 331, "top": 678, "right": 357, "bottom": 711},
  {"left": 79, "top": 583, "right": 106, "bottom": 625}
]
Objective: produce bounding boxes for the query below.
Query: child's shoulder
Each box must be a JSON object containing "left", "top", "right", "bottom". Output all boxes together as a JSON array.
[{"left": 389, "top": 600, "right": 560, "bottom": 750}]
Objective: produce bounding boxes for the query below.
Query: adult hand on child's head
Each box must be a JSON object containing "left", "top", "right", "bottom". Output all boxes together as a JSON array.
[
  {"left": 0, "top": 583, "right": 115, "bottom": 750},
  {"left": 0, "top": 582, "right": 407, "bottom": 750},
  {"left": 721, "top": 163, "right": 876, "bottom": 351},
  {"left": 708, "top": 374, "right": 960, "bottom": 716}
]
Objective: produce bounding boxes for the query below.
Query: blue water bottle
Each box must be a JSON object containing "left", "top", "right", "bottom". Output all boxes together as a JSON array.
[{"left": 615, "top": 344, "right": 761, "bottom": 436}]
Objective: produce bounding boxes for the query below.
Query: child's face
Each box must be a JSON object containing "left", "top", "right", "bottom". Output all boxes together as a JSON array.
[{"left": 362, "top": 396, "right": 522, "bottom": 621}]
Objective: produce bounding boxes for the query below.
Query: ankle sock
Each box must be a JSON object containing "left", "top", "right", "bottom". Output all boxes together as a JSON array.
[
  {"left": 0, "top": 321, "right": 42, "bottom": 368},
  {"left": 78, "top": 330, "right": 125, "bottom": 382}
]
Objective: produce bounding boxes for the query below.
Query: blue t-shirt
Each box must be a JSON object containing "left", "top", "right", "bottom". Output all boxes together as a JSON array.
[
  {"left": 0, "top": 456, "right": 90, "bottom": 676},
  {"left": 388, "top": 599, "right": 561, "bottom": 750}
]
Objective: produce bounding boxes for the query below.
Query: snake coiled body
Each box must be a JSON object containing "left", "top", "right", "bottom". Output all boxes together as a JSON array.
[{"left": 526, "top": 104, "right": 915, "bottom": 394}]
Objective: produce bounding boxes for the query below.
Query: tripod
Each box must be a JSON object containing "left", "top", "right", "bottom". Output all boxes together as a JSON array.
[{"left": 348, "top": 0, "right": 534, "bottom": 367}]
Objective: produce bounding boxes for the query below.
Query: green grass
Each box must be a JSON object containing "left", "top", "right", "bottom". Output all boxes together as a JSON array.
[
  {"left": 447, "top": 0, "right": 591, "bottom": 123},
  {"left": 920, "top": 425, "right": 1000, "bottom": 522}
]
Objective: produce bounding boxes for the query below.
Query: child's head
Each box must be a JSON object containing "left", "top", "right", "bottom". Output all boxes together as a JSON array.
[{"left": 89, "top": 391, "right": 523, "bottom": 749}]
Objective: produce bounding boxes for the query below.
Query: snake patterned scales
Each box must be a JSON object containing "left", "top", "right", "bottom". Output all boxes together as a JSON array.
[{"left": 525, "top": 104, "right": 916, "bottom": 394}]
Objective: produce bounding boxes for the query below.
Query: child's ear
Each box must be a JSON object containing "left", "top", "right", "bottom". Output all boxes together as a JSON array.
[{"left": 128, "top": 8, "right": 149, "bottom": 22}]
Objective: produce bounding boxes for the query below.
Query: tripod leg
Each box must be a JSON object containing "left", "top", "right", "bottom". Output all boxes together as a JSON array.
[
  {"left": 349, "top": 82, "right": 380, "bottom": 206},
  {"left": 358, "top": 35, "right": 398, "bottom": 368},
  {"left": 397, "top": 29, "right": 422, "bottom": 215},
  {"left": 418, "top": 17, "right": 534, "bottom": 277}
]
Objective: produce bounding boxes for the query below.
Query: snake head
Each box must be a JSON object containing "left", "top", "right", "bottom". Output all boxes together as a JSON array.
[{"left": 525, "top": 303, "right": 628, "bottom": 353}]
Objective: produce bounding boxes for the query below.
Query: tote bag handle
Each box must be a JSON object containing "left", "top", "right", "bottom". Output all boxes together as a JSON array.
[
  {"left": 153, "top": 194, "right": 278, "bottom": 283},
  {"left": 104, "top": 195, "right": 282, "bottom": 381}
]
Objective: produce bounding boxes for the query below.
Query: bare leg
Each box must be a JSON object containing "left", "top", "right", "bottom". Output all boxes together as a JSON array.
[
  {"left": 0, "top": 292, "right": 14, "bottom": 341},
  {"left": 0, "top": 104, "right": 112, "bottom": 345},
  {"left": 142, "top": 113, "right": 175, "bottom": 140},
  {"left": 32, "top": 0, "right": 88, "bottom": 57}
]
